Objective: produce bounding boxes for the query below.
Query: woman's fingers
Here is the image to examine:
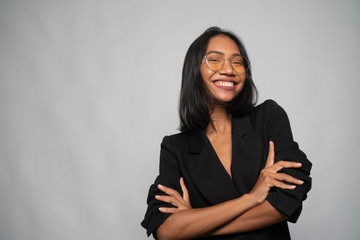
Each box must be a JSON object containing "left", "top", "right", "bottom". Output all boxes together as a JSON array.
[
  {"left": 271, "top": 179, "right": 297, "bottom": 190},
  {"left": 271, "top": 161, "right": 302, "bottom": 172},
  {"left": 259, "top": 174, "right": 300, "bottom": 191},
  {"left": 265, "top": 141, "right": 275, "bottom": 168},
  {"left": 259, "top": 171, "right": 304, "bottom": 187},
  {"left": 158, "top": 207, "right": 180, "bottom": 214},
  {"left": 155, "top": 194, "right": 180, "bottom": 207},
  {"left": 264, "top": 141, "right": 302, "bottom": 172},
  {"left": 156, "top": 180, "right": 193, "bottom": 212},
  {"left": 158, "top": 184, "right": 182, "bottom": 198},
  {"left": 273, "top": 172, "right": 304, "bottom": 185},
  {"left": 263, "top": 172, "right": 304, "bottom": 189},
  {"left": 180, "top": 177, "right": 190, "bottom": 204},
  {"left": 157, "top": 184, "right": 183, "bottom": 207}
]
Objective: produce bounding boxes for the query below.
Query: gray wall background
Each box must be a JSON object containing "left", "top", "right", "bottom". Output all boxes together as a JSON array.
[{"left": 1, "top": 0, "right": 359, "bottom": 239}]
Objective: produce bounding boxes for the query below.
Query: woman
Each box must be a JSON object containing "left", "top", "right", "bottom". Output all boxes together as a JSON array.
[{"left": 141, "top": 27, "right": 312, "bottom": 240}]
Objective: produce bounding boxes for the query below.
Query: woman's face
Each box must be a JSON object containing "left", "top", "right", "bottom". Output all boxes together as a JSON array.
[{"left": 201, "top": 35, "right": 246, "bottom": 103}]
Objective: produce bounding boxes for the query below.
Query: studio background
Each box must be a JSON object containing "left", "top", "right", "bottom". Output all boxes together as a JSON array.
[{"left": 1, "top": 0, "right": 359, "bottom": 239}]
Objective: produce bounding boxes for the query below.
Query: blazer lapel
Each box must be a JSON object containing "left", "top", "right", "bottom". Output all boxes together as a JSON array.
[
  {"left": 231, "top": 114, "right": 264, "bottom": 195},
  {"left": 185, "top": 130, "right": 240, "bottom": 205}
]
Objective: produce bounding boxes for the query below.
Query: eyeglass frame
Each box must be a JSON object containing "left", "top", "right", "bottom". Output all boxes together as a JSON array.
[{"left": 202, "top": 51, "right": 250, "bottom": 74}]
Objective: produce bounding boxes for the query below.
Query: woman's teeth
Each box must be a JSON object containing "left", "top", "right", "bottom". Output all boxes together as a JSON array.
[{"left": 214, "top": 81, "right": 234, "bottom": 87}]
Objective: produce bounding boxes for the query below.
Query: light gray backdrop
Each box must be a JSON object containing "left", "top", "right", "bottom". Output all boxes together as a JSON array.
[{"left": 1, "top": 0, "right": 359, "bottom": 239}]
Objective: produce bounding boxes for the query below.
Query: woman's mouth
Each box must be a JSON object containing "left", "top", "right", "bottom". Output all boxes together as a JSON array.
[
  {"left": 213, "top": 80, "right": 238, "bottom": 89},
  {"left": 214, "top": 81, "right": 234, "bottom": 87}
]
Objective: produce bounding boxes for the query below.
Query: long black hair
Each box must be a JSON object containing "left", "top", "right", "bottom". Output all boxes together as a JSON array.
[{"left": 179, "top": 27, "right": 257, "bottom": 132}]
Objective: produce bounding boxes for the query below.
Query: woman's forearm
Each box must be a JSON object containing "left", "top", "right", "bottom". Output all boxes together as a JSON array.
[
  {"left": 156, "top": 194, "right": 259, "bottom": 240},
  {"left": 207, "top": 200, "right": 287, "bottom": 236}
]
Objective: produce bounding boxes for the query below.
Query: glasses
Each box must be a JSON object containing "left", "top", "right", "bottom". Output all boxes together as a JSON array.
[{"left": 203, "top": 52, "right": 249, "bottom": 74}]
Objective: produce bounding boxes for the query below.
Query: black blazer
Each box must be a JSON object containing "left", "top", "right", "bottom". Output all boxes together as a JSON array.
[{"left": 142, "top": 100, "right": 312, "bottom": 240}]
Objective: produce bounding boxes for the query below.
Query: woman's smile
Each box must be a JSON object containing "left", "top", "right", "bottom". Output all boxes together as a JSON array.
[{"left": 212, "top": 79, "right": 239, "bottom": 89}]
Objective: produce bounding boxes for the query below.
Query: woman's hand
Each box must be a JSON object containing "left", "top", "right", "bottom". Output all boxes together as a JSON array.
[
  {"left": 156, "top": 177, "right": 192, "bottom": 213},
  {"left": 249, "top": 141, "right": 304, "bottom": 204}
]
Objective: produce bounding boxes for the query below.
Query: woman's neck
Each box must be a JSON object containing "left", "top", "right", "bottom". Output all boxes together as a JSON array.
[{"left": 206, "top": 106, "right": 232, "bottom": 136}]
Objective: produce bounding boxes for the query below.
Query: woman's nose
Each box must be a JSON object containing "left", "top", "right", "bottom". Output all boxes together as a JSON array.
[{"left": 219, "top": 59, "right": 235, "bottom": 75}]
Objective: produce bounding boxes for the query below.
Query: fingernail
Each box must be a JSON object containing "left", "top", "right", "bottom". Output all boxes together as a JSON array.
[
  {"left": 290, "top": 185, "right": 296, "bottom": 189},
  {"left": 155, "top": 195, "right": 160, "bottom": 199},
  {"left": 158, "top": 184, "right": 163, "bottom": 189},
  {"left": 298, "top": 180, "right": 304, "bottom": 184},
  {"left": 296, "top": 163, "right": 302, "bottom": 166},
  {"left": 159, "top": 207, "right": 164, "bottom": 211}
]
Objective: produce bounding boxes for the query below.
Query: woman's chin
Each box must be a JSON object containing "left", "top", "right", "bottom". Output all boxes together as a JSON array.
[
  {"left": 212, "top": 94, "right": 238, "bottom": 104},
  {"left": 209, "top": 86, "right": 243, "bottom": 104}
]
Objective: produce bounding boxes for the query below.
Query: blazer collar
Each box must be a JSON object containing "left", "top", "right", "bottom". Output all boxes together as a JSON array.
[
  {"left": 188, "top": 129, "right": 204, "bottom": 154},
  {"left": 231, "top": 113, "right": 253, "bottom": 137},
  {"left": 187, "top": 113, "right": 253, "bottom": 154}
]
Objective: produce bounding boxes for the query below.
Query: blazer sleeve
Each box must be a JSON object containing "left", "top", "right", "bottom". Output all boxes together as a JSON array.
[
  {"left": 264, "top": 100, "right": 312, "bottom": 223},
  {"left": 141, "top": 136, "right": 183, "bottom": 239}
]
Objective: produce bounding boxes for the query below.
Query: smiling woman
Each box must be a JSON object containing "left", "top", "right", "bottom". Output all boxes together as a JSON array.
[{"left": 141, "top": 27, "right": 312, "bottom": 240}]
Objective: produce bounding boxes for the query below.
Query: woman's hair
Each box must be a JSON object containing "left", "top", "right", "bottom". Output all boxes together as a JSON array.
[{"left": 179, "top": 26, "right": 258, "bottom": 132}]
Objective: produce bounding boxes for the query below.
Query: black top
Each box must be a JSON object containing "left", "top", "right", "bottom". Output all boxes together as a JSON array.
[{"left": 141, "top": 100, "right": 312, "bottom": 239}]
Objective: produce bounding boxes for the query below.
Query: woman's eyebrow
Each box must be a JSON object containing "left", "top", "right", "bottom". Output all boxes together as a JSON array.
[
  {"left": 205, "top": 50, "right": 242, "bottom": 56},
  {"left": 205, "top": 50, "right": 224, "bottom": 55}
]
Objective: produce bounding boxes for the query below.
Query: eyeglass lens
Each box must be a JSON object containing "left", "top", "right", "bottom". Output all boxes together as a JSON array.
[{"left": 205, "top": 53, "right": 247, "bottom": 73}]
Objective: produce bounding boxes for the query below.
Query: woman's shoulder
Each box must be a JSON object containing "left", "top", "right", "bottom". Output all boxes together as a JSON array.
[
  {"left": 161, "top": 129, "right": 204, "bottom": 155},
  {"left": 248, "top": 99, "right": 289, "bottom": 119},
  {"left": 232, "top": 99, "right": 290, "bottom": 130},
  {"left": 161, "top": 131, "right": 196, "bottom": 148},
  {"left": 253, "top": 99, "right": 283, "bottom": 112},
  {"left": 162, "top": 131, "right": 191, "bottom": 142},
  {"left": 237, "top": 99, "right": 283, "bottom": 119}
]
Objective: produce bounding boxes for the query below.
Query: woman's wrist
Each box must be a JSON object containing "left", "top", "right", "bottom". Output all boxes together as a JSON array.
[{"left": 242, "top": 193, "right": 263, "bottom": 207}]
